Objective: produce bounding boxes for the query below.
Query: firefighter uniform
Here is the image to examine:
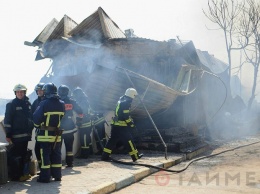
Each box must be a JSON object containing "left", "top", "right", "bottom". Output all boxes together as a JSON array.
[
  {"left": 59, "top": 85, "right": 83, "bottom": 167},
  {"left": 33, "top": 83, "right": 65, "bottom": 183},
  {"left": 32, "top": 82, "right": 45, "bottom": 170},
  {"left": 4, "top": 84, "right": 34, "bottom": 181},
  {"left": 73, "top": 88, "right": 93, "bottom": 158},
  {"left": 101, "top": 88, "right": 143, "bottom": 162},
  {"left": 72, "top": 87, "right": 106, "bottom": 158}
]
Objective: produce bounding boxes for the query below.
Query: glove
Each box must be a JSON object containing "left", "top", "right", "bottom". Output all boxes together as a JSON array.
[
  {"left": 128, "top": 121, "right": 135, "bottom": 128},
  {"left": 76, "top": 117, "right": 83, "bottom": 127}
]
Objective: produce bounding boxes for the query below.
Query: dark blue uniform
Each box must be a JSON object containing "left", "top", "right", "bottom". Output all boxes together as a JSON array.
[
  {"left": 74, "top": 93, "right": 106, "bottom": 158},
  {"left": 60, "top": 96, "right": 83, "bottom": 166},
  {"left": 33, "top": 97, "right": 65, "bottom": 182},
  {"left": 102, "top": 95, "right": 141, "bottom": 162},
  {"left": 74, "top": 93, "right": 93, "bottom": 158},
  {"left": 4, "top": 96, "right": 34, "bottom": 180},
  {"left": 32, "top": 96, "right": 45, "bottom": 168}
]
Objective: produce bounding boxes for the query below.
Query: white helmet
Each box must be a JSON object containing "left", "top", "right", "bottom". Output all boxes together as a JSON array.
[
  {"left": 125, "top": 88, "right": 137, "bottom": 99},
  {"left": 13, "top": 84, "right": 27, "bottom": 92}
]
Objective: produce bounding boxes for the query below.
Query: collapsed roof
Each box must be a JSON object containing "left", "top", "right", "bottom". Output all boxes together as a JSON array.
[{"left": 25, "top": 6, "right": 230, "bottom": 124}]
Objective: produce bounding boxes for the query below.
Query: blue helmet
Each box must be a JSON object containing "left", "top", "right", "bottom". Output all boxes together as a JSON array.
[
  {"left": 34, "top": 82, "right": 45, "bottom": 95},
  {"left": 42, "top": 83, "right": 58, "bottom": 98},
  {"left": 58, "top": 85, "right": 70, "bottom": 100}
]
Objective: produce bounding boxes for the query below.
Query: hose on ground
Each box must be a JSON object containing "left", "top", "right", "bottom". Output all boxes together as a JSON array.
[{"left": 105, "top": 140, "right": 260, "bottom": 173}]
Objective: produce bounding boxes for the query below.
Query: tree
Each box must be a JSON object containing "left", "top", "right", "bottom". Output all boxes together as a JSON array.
[
  {"left": 238, "top": 0, "right": 260, "bottom": 109},
  {"left": 203, "top": 0, "right": 244, "bottom": 81}
]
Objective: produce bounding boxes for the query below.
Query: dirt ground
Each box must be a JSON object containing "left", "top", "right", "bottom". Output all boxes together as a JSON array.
[{"left": 114, "top": 133, "right": 260, "bottom": 194}]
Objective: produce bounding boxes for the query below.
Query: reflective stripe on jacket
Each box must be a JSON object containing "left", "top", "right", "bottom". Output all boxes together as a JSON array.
[
  {"left": 111, "top": 96, "right": 133, "bottom": 127},
  {"left": 33, "top": 97, "right": 65, "bottom": 143},
  {"left": 4, "top": 96, "right": 33, "bottom": 142}
]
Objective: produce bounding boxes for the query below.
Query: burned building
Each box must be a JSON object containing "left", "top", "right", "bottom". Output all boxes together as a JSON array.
[{"left": 25, "top": 7, "right": 234, "bottom": 152}]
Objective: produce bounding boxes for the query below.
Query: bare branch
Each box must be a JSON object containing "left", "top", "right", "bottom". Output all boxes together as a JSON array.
[{"left": 203, "top": 0, "right": 245, "bottom": 80}]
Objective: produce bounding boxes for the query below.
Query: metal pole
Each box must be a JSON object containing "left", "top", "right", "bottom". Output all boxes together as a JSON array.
[{"left": 122, "top": 68, "right": 168, "bottom": 159}]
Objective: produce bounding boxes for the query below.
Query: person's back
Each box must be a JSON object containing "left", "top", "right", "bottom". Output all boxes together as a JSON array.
[
  {"left": 58, "top": 85, "right": 83, "bottom": 167},
  {"left": 33, "top": 82, "right": 65, "bottom": 183},
  {"left": 72, "top": 87, "right": 94, "bottom": 158},
  {"left": 101, "top": 88, "right": 143, "bottom": 162}
]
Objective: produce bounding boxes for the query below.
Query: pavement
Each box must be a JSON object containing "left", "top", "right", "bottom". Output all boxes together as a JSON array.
[
  {"left": 0, "top": 115, "right": 209, "bottom": 194},
  {"left": 0, "top": 145, "right": 208, "bottom": 194}
]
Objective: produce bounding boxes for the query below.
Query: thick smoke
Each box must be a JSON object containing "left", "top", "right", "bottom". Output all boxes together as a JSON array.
[{"left": 35, "top": 33, "right": 260, "bottom": 143}]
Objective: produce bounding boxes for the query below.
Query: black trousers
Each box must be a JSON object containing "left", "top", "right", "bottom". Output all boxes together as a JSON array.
[
  {"left": 34, "top": 140, "right": 41, "bottom": 169},
  {"left": 35, "top": 128, "right": 41, "bottom": 169},
  {"left": 39, "top": 141, "right": 62, "bottom": 181},
  {"left": 61, "top": 133, "right": 74, "bottom": 165},
  {"left": 7, "top": 141, "right": 28, "bottom": 179},
  {"left": 102, "top": 125, "right": 139, "bottom": 161},
  {"left": 37, "top": 130, "right": 62, "bottom": 181},
  {"left": 78, "top": 126, "right": 92, "bottom": 157}
]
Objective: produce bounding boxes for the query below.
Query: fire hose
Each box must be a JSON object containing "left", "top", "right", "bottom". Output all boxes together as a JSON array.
[
  {"left": 113, "top": 61, "right": 237, "bottom": 173},
  {"left": 104, "top": 140, "right": 260, "bottom": 173}
]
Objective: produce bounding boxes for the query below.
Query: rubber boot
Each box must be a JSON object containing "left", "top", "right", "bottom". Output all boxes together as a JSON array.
[
  {"left": 101, "top": 152, "right": 111, "bottom": 161},
  {"left": 131, "top": 153, "right": 144, "bottom": 162},
  {"left": 66, "top": 155, "right": 73, "bottom": 167},
  {"left": 78, "top": 148, "right": 90, "bottom": 159},
  {"left": 89, "top": 145, "right": 93, "bottom": 155},
  {"left": 19, "top": 162, "right": 31, "bottom": 181}
]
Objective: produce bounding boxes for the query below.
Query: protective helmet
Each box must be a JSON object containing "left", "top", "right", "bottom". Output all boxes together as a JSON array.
[
  {"left": 72, "top": 87, "right": 85, "bottom": 98},
  {"left": 34, "top": 83, "right": 45, "bottom": 94},
  {"left": 42, "top": 83, "right": 58, "bottom": 98},
  {"left": 13, "top": 84, "right": 27, "bottom": 94},
  {"left": 125, "top": 88, "right": 137, "bottom": 99},
  {"left": 34, "top": 83, "right": 45, "bottom": 91},
  {"left": 58, "top": 85, "right": 70, "bottom": 99}
]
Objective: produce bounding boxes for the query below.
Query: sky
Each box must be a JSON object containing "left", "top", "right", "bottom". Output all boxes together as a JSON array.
[{"left": 0, "top": 0, "right": 250, "bottom": 99}]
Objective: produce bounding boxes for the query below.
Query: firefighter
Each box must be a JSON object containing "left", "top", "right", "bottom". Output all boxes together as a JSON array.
[
  {"left": 72, "top": 87, "right": 107, "bottom": 157},
  {"left": 101, "top": 88, "right": 143, "bottom": 162},
  {"left": 4, "top": 84, "right": 34, "bottom": 181},
  {"left": 72, "top": 87, "right": 93, "bottom": 158},
  {"left": 31, "top": 82, "right": 45, "bottom": 170},
  {"left": 33, "top": 83, "right": 65, "bottom": 183},
  {"left": 58, "top": 85, "right": 83, "bottom": 167}
]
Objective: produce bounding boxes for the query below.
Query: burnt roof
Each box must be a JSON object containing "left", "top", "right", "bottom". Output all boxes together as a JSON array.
[
  {"left": 68, "top": 7, "right": 126, "bottom": 41},
  {"left": 25, "top": 18, "right": 59, "bottom": 47},
  {"left": 46, "top": 15, "right": 78, "bottom": 42}
]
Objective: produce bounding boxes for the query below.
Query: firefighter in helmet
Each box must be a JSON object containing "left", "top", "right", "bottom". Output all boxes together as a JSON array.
[
  {"left": 33, "top": 83, "right": 65, "bottom": 183},
  {"left": 58, "top": 85, "right": 83, "bottom": 167},
  {"left": 31, "top": 82, "right": 45, "bottom": 170},
  {"left": 4, "top": 84, "right": 34, "bottom": 181},
  {"left": 72, "top": 87, "right": 93, "bottom": 158},
  {"left": 101, "top": 88, "right": 143, "bottom": 162},
  {"left": 72, "top": 87, "right": 106, "bottom": 158}
]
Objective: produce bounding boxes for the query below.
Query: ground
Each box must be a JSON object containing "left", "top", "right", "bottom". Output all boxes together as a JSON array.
[{"left": 114, "top": 134, "right": 260, "bottom": 194}]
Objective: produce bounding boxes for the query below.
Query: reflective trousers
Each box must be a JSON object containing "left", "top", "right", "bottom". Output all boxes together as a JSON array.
[
  {"left": 39, "top": 141, "right": 62, "bottom": 181},
  {"left": 61, "top": 132, "right": 74, "bottom": 166},
  {"left": 37, "top": 130, "right": 62, "bottom": 181},
  {"left": 102, "top": 125, "right": 139, "bottom": 161},
  {"left": 78, "top": 126, "right": 92, "bottom": 158}
]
